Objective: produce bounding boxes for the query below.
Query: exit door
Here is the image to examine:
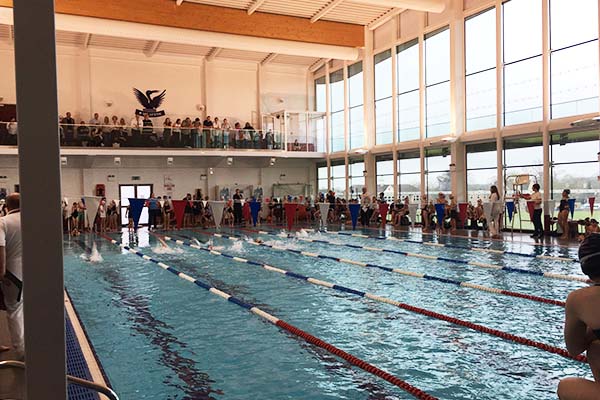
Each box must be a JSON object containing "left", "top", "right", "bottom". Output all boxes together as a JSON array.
[{"left": 119, "top": 184, "right": 153, "bottom": 226}]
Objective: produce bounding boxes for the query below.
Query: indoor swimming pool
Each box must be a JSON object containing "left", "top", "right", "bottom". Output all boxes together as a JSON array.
[{"left": 63, "top": 227, "right": 590, "bottom": 399}]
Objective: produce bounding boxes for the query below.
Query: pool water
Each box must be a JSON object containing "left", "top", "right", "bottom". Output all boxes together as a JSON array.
[{"left": 63, "top": 227, "right": 591, "bottom": 399}]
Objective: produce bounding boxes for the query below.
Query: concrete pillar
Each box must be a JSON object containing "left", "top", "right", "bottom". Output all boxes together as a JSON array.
[
  {"left": 363, "top": 27, "right": 376, "bottom": 149},
  {"left": 13, "top": 0, "right": 68, "bottom": 397}
]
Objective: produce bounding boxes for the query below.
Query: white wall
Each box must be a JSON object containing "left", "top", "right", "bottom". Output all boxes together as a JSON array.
[{"left": 0, "top": 44, "right": 308, "bottom": 128}]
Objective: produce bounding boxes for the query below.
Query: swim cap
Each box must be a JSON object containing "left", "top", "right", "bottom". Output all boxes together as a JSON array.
[{"left": 578, "top": 234, "right": 600, "bottom": 279}]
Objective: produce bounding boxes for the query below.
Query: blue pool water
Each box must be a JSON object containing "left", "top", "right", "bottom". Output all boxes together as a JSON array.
[{"left": 63, "top": 227, "right": 592, "bottom": 399}]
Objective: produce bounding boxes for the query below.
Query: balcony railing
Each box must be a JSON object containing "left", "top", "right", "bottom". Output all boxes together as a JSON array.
[{"left": 0, "top": 122, "right": 321, "bottom": 152}]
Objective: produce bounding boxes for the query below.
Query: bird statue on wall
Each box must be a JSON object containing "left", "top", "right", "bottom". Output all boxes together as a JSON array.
[{"left": 133, "top": 88, "right": 166, "bottom": 110}]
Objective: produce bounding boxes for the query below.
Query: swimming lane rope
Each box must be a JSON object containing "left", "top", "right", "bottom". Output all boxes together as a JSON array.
[
  {"left": 99, "top": 234, "right": 437, "bottom": 400},
  {"left": 240, "top": 227, "right": 588, "bottom": 285},
  {"left": 159, "top": 233, "right": 586, "bottom": 364}
]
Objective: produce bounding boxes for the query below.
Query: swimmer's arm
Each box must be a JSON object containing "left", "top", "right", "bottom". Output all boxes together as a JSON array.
[
  {"left": 564, "top": 292, "right": 592, "bottom": 356},
  {"left": 0, "top": 246, "right": 5, "bottom": 280}
]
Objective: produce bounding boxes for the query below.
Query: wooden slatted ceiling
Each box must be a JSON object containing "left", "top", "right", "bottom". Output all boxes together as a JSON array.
[
  {"left": 218, "top": 48, "right": 269, "bottom": 61},
  {"left": 157, "top": 42, "right": 212, "bottom": 56},
  {"left": 0, "top": 24, "right": 10, "bottom": 40},
  {"left": 272, "top": 54, "right": 320, "bottom": 66},
  {"left": 89, "top": 34, "right": 148, "bottom": 51},
  {"left": 325, "top": 2, "right": 392, "bottom": 25},
  {"left": 55, "top": 31, "right": 87, "bottom": 46}
]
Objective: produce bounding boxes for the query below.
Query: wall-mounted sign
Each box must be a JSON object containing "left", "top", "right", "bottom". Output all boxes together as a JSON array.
[{"left": 133, "top": 88, "right": 167, "bottom": 117}]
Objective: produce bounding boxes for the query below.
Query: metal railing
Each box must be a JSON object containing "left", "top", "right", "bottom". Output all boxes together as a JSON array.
[
  {"left": 0, "top": 360, "right": 119, "bottom": 400},
  {"left": 0, "top": 122, "right": 320, "bottom": 152}
]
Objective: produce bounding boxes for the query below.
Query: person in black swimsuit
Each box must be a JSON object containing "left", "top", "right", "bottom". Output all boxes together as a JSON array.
[
  {"left": 558, "top": 189, "right": 571, "bottom": 240},
  {"left": 558, "top": 234, "right": 600, "bottom": 399}
]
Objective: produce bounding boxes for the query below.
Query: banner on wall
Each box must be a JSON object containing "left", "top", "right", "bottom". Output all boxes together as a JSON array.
[
  {"left": 211, "top": 201, "right": 225, "bottom": 228},
  {"left": 163, "top": 175, "right": 174, "bottom": 197},
  {"left": 349, "top": 203, "right": 360, "bottom": 230},
  {"left": 434, "top": 203, "right": 445, "bottom": 227},
  {"left": 284, "top": 203, "right": 297, "bottom": 231},
  {"left": 250, "top": 201, "right": 261, "bottom": 227},
  {"left": 172, "top": 200, "right": 187, "bottom": 229},
  {"left": 319, "top": 203, "right": 330, "bottom": 226},
  {"left": 133, "top": 88, "right": 167, "bottom": 117},
  {"left": 568, "top": 198, "right": 576, "bottom": 219},
  {"left": 128, "top": 198, "right": 146, "bottom": 230}
]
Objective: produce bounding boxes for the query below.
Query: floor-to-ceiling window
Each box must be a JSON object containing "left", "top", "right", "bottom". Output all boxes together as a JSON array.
[
  {"left": 503, "top": 136, "right": 543, "bottom": 230},
  {"left": 330, "top": 160, "right": 346, "bottom": 196},
  {"left": 397, "top": 39, "right": 421, "bottom": 142},
  {"left": 465, "top": 8, "right": 497, "bottom": 131},
  {"left": 425, "top": 147, "right": 451, "bottom": 197},
  {"left": 550, "top": 0, "right": 599, "bottom": 119},
  {"left": 425, "top": 27, "right": 451, "bottom": 137},
  {"left": 348, "top": 61, "right": 364, "bottom": 149},
  {"left": 348, "top": 158, "right": 365, "bottom": 199},
  {"left": 317, "top": 163, "right": 328, "bottom": 194},
  {"left": 466, "top": 142, "right": 498, "bottom": 202},
  {"left": 375, "top": 50, "right": 393, "bottom": 145},
  {"left": 376, "top": 154, "right": 394, "bottom": 201},
  {"left": 314, "top": 76, "right": 327, "bottom": 152},
  {"left": 551, "top": 130, "right": 600, "bottom": 220},
  {"left": 503, "top": 0, "right": 543, "bottom": 126},
  {"left": 398, "top": 150, "right": 421, "bottom": 202},
  {"left": 329, "top": 69, "right": 345, "bottom": 152}
]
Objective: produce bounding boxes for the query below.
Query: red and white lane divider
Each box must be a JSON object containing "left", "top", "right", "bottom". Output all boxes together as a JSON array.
[
  {"left": 161, "top": 233, "right": 586, "bottom": 364},
  {"left": 100, "top": 234, "right": 437, "bottom": 400}
]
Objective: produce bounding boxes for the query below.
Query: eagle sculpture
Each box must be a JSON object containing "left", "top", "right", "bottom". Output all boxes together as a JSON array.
[{"left": 133, "top": 88, "right": 166, "bottom": 110}]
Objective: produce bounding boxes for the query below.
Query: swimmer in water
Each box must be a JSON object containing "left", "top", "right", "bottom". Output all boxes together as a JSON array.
[{"left": 558, "top": 234, "right": 600, "bottom": 399}]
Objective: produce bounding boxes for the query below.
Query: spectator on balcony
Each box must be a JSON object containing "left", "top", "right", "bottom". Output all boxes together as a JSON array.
[
  {"left": 172, "top": 118, "right": 182, "bottom": 147},
  {"left": 181, "top": 117, "right": 191, "bottom": 148},
  {"left": 76, "top": 121, "right": 89, "bottom": 147},
  {"left": 265, "top": 129, "right": 274, "bottom": 150},
  {"left": 221, "top": 118, "right": 231, "bottom": 149},
  {"left": 243, "top": 122, "right": 254, "bottom": 149},
  {"left": 90, "top": 124, "right": 104, "bottom": 147},
  {"left": 142, "top": 113, "right": 154, "bottom": 146},
  {"left": 233, "top": 122, "right": 242, "bottom": 148},
  {"left": 6, "top": 118, "right": 17, "bottom": 146},
  {"left": 114, "top": 118, "right": 128, "bottom": 147},
  {"left": 162, "top": 118, "right": 172, "bottom": 147},
  {"left": 293, "top": 139, "right": 301, "bottom": 151},
  {"left": 203, "top": 116, "right": 213, "bottom": 148},
  {"left": 89, "top": 112, "right": 100, "bottom": 126},
  {"left": 130, "top": 114, "right": 142, "bottom": 147},
  {"left": 213, "top": 117, "right": 221, "bottom": 148},
  {"left": 61, "top": 112, "right": 75, "bottom": 145},
  {"left": 192, "top": 118, "right": 201, "bottom": 148},
  {"left": 102, "top": 116, "right": 112, "bottom": 147}
]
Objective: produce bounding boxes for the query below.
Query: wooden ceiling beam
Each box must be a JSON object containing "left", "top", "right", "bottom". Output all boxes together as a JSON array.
[
  {"left": 247, "top": 0, "right": 267, "bottom": 15},
  {"left": 0, "top": 0, "right": 363, "bottom": 48},
  {"left": 311, "top": 0, "right": 345, "bottom": 23}
]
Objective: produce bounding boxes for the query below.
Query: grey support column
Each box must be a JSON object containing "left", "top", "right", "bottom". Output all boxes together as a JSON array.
[{"left": 12, "top": 0, "right": 67, "bottom": 398}]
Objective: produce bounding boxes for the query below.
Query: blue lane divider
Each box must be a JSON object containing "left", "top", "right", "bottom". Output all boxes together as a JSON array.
[
  {"left": 180, "top": 231, "right": 567, "bottom": 307},
  {"left": 158, "top": 234, "right": 585, "bottom": 363},
  {"left": 230, "top": 227, "right": 588, "bottom": 285},
  {"left": 98, "top": 234, "right": 437, "bottom": 399},
  {"left": 326, "top": 230, "right": 578, "bottom": 263}
]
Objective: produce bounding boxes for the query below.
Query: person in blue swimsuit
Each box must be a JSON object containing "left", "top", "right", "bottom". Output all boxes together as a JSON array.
[{"left": 558, "top": 234, "right": 600, "bottom": 399}]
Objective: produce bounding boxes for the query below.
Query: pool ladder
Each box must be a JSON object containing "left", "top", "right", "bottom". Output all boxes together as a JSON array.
[{"left": 0, "top": 360, "right": 119, "bottom": 400}]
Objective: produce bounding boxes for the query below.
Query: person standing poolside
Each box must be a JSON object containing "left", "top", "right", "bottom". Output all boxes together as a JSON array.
[
  {"left": 489, "top": 185, "right": 501, "bottom": 237},
  {"left": 147, "top": 193, "right": 161, "bottom": 230},
  {"left": 558, "top": 234, "right": 600, "bottom": 399},
  {"left": 233, "top": 189, "right": 243, "bottom": 225},
  {"left": 529, "top": 183, "right": 544, "bottom": 238},
  {"left": 0, "top": 194, "right": 24, "bottom": 359}
]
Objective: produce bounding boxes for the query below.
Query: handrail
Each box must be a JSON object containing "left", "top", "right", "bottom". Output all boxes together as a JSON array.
[{"left": 0, "top": 360, "right": 119, "bottom": 400}]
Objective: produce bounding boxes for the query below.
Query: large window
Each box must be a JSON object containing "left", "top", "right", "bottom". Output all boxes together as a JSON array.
[
  {"left": 503, "top": 0, "right": 543, "bottom": 126},
  {"left": 315, "top": 76, "right": 326, "bottom": 113},
  {"left": 317, "top": 163, "right": 328, "bottom": 194},
  {"left": 425, "top": 27, "right": 451, "bottom": 137},
  {"left": 375, "top": 50, "right": 393, "bottom": 145},
  {"left": 349, "top": 158, "right": 365, "bottom": 199},
  {"left": 376, "top": 155, "right": 394, "bottom": 201},
  {"left": 329, "top": 69, "right": 345, "bottom": 152},
  {"left": 398, "top": 151, "right": 421, "bottom": 202},
  {"left": 551, "top": 131, "right": 600, "bottom": 221},
  {"left": 550, "top": 0, "right": 599, "bottom": 119},
  {"left": 503, "top": 136, "right": 543, "bottom": 230},
  {"left": 330, "top": 160, "right": 346, "bottom": 196},
  {"left": 397, "top": 39, "right": 421, "bottom": 142},
  {"left": 466, "top": 142, "right": 498, "bottom": 202},
  {"left": 348, "top": 62, "right": 364, "bottom": 149},
  {"left": 465, "top": 8, "right": 497, "bottom": 131},
  {"left": 425, "top": 148, "right": 451, "bottom": 197}
]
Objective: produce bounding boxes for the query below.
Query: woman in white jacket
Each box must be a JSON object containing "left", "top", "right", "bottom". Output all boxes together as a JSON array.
[{"left": 488, "top": 185, "right": 501, "bottom": 237}]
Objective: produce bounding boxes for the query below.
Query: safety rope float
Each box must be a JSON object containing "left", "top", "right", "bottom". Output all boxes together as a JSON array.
[
  {"left": 99, "top": 234, "right": 437, "bottom": 400},
  {"left": 241, "top": 227, "right": 588, "bottom": 285},
  {"left": 160, "top": 234, "right": 586, "bottom": 364}
]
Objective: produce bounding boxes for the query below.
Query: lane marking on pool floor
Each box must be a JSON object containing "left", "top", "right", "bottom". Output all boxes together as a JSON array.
[
  {"left": 160, "top": 233, "right": 585, "bottom": 364},
  {"left": 238, "top": 227, "right": 587, "bottom": 285},
  {"left": 99, "top": 234, "right": 437, "bottom": 400}
]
